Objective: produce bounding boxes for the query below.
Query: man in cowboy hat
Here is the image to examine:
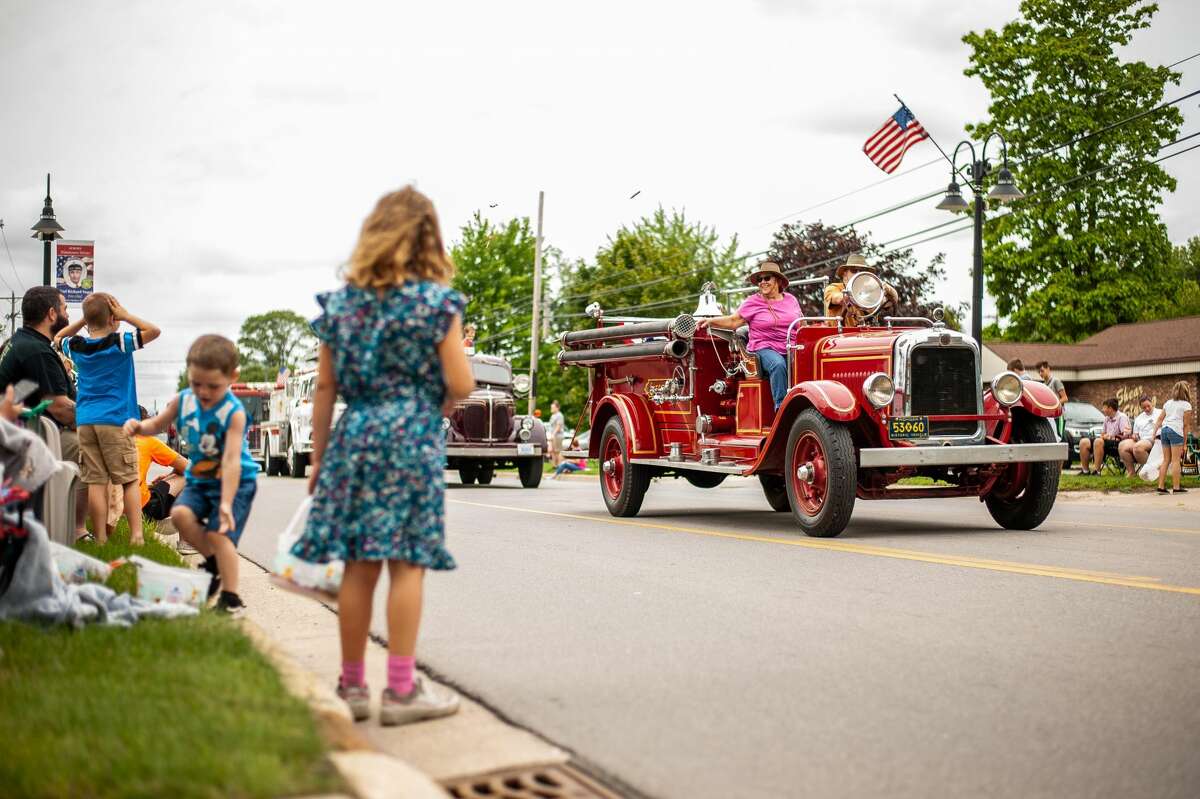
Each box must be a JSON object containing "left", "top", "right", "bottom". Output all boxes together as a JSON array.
[
  {"left": 698, "top": 261, "right": 800, "bottom": 408},
  {"left": 823, "top": 253, "right": 898, "bottom": 326}
]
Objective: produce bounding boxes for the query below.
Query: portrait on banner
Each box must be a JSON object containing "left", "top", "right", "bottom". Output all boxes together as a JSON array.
[{"left": 55, "top": 240, "right": 95, "bottom": 304}]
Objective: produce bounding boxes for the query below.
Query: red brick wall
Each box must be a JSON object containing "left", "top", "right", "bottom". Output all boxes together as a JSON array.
[{"left": 1065, "top": 372, "right": 1199, "bottom": 417}]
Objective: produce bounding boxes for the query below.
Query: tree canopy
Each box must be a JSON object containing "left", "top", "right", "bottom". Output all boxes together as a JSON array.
[
  {"left": 963, "top": 0, "right": 1182, "bottom": 342},
  {"left": 237, "top": 310, "right": 315, "bottom": 382},
  {"left": 767, "top": 221, "right": 963, "bottom": 327}
]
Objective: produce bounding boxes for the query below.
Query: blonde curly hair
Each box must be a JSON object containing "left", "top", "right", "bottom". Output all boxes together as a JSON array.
[{"left": 346, "top": 186, "right": 455, "bottom": 288}]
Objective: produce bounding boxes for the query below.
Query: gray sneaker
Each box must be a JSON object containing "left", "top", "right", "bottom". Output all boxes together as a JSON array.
[
  {"left": 379, "top": 677, "right": 460, "bottom": 726},
  {"left": 337, "top": 680, "right": 370, "bottom": 722}
]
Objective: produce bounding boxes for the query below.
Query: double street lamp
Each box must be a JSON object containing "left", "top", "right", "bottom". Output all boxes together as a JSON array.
[
  {"left": 30, "top": 173, "right": 65, "bottom": 287},
  {"left": 934, "top": 133, "right": 1023, "bottom": 344}
]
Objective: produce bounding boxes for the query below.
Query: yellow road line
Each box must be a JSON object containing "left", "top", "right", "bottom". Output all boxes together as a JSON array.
[
  {"left": 883, "top": 503, "right": 1200, "bottom": 535},
  {"left": 448, "top": 499, "right": 1200, "bottom": 596}
]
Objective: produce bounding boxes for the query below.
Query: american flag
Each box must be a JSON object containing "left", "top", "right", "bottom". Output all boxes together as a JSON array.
[{"left": 863, "top": 105, "right": 929, "bottom": 173}]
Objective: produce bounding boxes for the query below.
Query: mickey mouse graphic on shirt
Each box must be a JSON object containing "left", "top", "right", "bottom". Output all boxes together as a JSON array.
[{"left": 191, "top": 421, "right": 223, "bottom": 480}]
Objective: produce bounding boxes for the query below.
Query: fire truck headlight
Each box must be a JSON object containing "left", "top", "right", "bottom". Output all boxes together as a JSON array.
[
  {"left": 991, "top": 371, "right": 1023, "bottom": 406},
  {"left": 520, "top": 417, "right": 535, "bottom": 431},
  {"left": 513, "top": 374, "right": 531, "bottom": 394},
  {"left": 862, "top": 372, "right": 895, "bottom": 409},
  {"left": 519, "top": 429, "right": 532, "bottom": 441},
  {"left": 847, "top": 272, "right": 885, "bottom": 313}
]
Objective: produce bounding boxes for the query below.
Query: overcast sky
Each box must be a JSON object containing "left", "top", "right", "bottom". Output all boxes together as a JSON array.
[{"left": 1, "top": 0, "right": 1196, "bottom": 408}]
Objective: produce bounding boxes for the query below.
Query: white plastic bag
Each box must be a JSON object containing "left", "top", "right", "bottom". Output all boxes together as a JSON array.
[
  {"left": 1138, "top": 440, "right": 1163, "bottom": 482},
  {"left": 129, "top": 555, "right": 210, "bottom": 608},
  {"left": 49, "top": 542, "right": 112, "bottom": 585},
  {"left": 272, "top": 496, "right": 343, "bottom": 601}
]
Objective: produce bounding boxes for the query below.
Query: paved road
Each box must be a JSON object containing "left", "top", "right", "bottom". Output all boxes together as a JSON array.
[{"left": 240, "top": 474, "right": 1200, "bottom": 799}]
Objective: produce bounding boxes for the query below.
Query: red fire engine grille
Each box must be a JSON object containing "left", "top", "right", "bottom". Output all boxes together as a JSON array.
[{"left": 443, "top": 763, "right": 624, "bottom": 799}]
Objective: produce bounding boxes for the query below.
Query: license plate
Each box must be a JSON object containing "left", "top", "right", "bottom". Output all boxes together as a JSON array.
[
  {"left": 517, "top": 443, "right": 535, "bottom": 455},
  {"left": 888, "top": 416, "right": 930, "bottom": 440}
]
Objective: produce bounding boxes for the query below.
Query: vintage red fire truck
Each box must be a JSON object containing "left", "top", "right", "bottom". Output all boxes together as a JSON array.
[{"left": 558, "top": 280, "right": 1066, "bottom": 538}]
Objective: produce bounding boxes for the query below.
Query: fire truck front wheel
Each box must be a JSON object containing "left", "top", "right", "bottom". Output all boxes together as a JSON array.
[
  {"left": 984, "top": 413, "right": 1060, "bottom": 530},
  {"left": 458, "top": 462, "right": 479, "bottom": 485},
  {"left": 785, "top": 409, "right": 856, "bottom": 538},
  {"left": 599, "top": 417, "right": 651, "bottom": 517}
]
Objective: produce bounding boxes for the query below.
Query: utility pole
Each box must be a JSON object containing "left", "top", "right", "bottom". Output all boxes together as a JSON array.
[{"left": 527, "top": 191, "right": 544, "bottom": 416}]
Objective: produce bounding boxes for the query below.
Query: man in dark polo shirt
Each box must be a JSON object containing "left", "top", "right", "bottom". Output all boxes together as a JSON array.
[{"left": 0, "top": 285, "right": 88, "bottom": 538}]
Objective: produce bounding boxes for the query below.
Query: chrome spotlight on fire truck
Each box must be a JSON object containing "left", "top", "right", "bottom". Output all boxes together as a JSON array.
[{"left": 845, "top": 271, "right": 886, "bottom": 315}]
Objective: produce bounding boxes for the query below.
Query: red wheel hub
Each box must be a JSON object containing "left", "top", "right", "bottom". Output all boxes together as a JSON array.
[
  {"left": 602, "top": 435, "right": 624, "bottom": 498},
  {"left": 790, "top": 431, "right": 828, "bottom": 515}
]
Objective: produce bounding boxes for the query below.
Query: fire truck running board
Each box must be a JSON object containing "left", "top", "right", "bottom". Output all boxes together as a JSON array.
[
  {"left": 860, "top": 442, "right": 1067, "bottom": 468},
  {"left": 630, "top": 458, "right": 750, "bottom": 475}
]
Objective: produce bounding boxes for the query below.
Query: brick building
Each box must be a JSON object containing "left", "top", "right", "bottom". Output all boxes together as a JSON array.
[{"left": 982, "top": 316, "right": 1200, "bottom": 417}]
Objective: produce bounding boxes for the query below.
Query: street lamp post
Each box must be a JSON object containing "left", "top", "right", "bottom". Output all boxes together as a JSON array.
[
  {"left": 935, "top": 134, "right": 1023, "bottom": 345},
  {"left": 30, "top": 173, "right": 65, "bottom": 287}
]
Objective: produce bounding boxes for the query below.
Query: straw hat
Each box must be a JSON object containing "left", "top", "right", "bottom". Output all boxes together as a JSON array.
[
  {"left": 834, "top": 253, "right": 877, "bottom": 281},
  {"left": 746, "top": 261, "right": 789, "bottom": 289}
]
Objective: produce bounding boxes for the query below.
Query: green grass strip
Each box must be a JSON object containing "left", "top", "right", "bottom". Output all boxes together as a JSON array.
[{"left": 0, "top": 614, "right": 341, "bottom": 799}]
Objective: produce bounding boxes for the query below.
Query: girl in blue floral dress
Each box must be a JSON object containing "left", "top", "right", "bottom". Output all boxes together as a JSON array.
[{"left": 292, "top": 186, "right": 475, "bottom": 726}]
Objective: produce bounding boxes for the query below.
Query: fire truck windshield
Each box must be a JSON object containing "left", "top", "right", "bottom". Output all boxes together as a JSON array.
[
  {"left": 239, "top": 394, "right": 266, "bottom": 424},
  {"left": 471, "top": 362, "right": 511, "bottom": 386}
]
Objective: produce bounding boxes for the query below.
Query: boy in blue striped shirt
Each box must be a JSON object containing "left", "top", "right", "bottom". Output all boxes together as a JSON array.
[{"left": 57, "top": 293, "right": 160, "bottom": 544}]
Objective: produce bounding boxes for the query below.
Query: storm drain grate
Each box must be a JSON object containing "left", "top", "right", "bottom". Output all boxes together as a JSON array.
[{"left": 444, "top": 763, "right": 626, "bottom": 799}]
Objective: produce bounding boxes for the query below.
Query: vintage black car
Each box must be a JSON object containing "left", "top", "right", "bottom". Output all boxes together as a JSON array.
[{"left": 444, "top": 353, "right": 547, "bottom": 488}]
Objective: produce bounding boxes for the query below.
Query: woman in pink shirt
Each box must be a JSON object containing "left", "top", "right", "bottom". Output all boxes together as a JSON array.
[{"left": 698, "top": 262, "right": 800, "bottom": 408}]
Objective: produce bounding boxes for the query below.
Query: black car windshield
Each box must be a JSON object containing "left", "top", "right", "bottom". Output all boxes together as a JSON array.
[
  {"left": 1064, "top": 402, "right": 1105, "bottom": 424},
  {"left": 472, "top": 362, "right": 510, "bottom": 386}
]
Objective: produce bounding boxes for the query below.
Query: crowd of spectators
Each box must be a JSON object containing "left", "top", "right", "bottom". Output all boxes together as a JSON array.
[{"left": 0, "top": 286, "right": 187, "bottom": 544}]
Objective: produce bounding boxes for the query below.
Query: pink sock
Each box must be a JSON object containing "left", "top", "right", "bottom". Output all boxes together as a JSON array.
[
  {"left": 388, "top": 655, "right": 416, "bottom": 695},
  {"left": 341, "top": 661, "right": 365, "bottom": 688}
]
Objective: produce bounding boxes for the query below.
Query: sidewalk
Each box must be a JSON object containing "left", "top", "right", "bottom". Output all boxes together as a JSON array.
[{"left": 236, "top": 558, "right": 570, "bottom": 798}]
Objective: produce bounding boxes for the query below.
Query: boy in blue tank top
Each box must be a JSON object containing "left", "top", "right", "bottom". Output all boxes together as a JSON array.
[{"left": 127, "top": 334, "right": 259, "bottom": 614}]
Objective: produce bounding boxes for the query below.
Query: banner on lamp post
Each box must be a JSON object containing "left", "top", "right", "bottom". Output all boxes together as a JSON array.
[{"left": 54, "top": 240, "right": 95, "bottom": 304}]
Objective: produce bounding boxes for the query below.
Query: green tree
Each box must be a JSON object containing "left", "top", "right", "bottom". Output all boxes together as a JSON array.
[
  {"left": 963, "top": 0, "right": 1182, "bottom": 342},
  {"left": 547, "top": 208, "right": 741, "bottom": 423},
  {"left": 768, "top": 221, "right": 964, "bottom": 326},
  {"left": 448, "top": 213, "right": 582, "bottom": 420},
  {"left": 237, "top": 310, "right": 315, "bottom": 378},
  {"left": 557, "top": 207, "right": 740, "bottom": 322},
  {"left": 1143, "top": 236, "right": 1200, "bottom": 320},
  {"left": 451, "top": 213, "right": 541, "bottom": 363}
]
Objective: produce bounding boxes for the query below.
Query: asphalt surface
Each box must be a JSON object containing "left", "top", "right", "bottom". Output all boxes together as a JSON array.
[{"left": 239, "top": 473, "right": 1200, "bottom": 799}]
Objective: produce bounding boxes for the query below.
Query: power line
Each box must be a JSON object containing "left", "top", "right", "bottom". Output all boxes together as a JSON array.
[
  {"left": 0, "top": 223, "right": 20, "bottom": 295},
  {"left": 470, "top": 81, "right": 1200, "bottom": 328},
  {"left": 753, "top": 50, "right": 1200, "bottom": 232}
]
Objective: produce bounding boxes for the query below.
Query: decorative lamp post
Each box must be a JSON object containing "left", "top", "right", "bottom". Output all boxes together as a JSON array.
[
  {"left": 30, "top": 173, "right": 65, "bottom": 287},
  {"left": 935, "top": 134, "right": 1023, "bottom": 344}
]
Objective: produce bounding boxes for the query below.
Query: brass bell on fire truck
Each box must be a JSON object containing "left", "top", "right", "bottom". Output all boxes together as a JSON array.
[{"left": 693, "top": 281, "right": 724, "bottom": 318}]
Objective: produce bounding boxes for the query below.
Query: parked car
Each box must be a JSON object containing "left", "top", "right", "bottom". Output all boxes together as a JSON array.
[
  {"left": 444, "top": 353, "right": 547, "bottom": 488},
  {"left": 1061, "top": 401, "right": 1105, "bottom": 466},
  {"left": 561, "top": 428, "right": 590, "bottom": 453}
]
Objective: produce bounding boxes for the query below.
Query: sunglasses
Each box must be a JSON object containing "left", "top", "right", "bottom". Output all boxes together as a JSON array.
[{"left": 756, "top": 275, "right": 776, "bottom": 284}]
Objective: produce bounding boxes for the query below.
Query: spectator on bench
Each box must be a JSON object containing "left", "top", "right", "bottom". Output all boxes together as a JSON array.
[
  {"left": 1078, "top": 398, "right": 1131, "bottom": 476},
  {"left": 1119, "top": 395, "right": 1159, "bottom": 477}
]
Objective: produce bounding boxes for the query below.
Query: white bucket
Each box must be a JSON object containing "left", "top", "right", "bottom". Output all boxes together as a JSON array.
[{"left": 130, "top": 555, "right": 211, "bottom": 609}]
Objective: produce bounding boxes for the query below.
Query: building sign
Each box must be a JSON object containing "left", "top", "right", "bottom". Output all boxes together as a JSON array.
[{"left": 55, "top": 240, "right": 95, "bottom": 304}]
